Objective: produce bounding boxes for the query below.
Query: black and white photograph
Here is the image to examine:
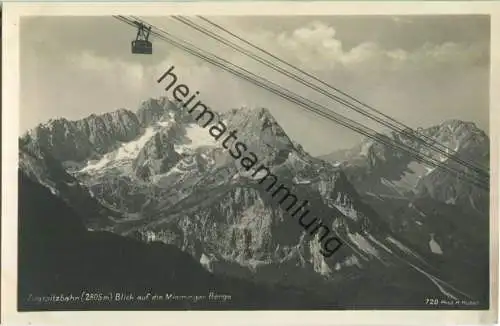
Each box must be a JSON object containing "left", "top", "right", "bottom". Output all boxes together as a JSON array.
[{"left": 2, "top": 2, "right": 499, "bottom": 324}]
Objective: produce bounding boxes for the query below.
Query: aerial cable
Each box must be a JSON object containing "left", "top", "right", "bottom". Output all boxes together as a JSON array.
[
  {"left": 113, "top": 16, "right": 488, "bottom": 190},
  {"left": 115, "top": 15, "right": 488, "bottom": 190},
  {"left": 195, "top": 15, "right": 490, "bottom": 177},
  {"left": 165, "top": 16, "right": 487, "bottom": 188},
  {"left": 121, "top": 16, "right": 489, "bottom": 190},
  {"left": 189, "top": 15, "right": 489, "bottom": 178}
]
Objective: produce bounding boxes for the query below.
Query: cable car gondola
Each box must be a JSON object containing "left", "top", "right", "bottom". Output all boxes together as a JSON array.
[{"left": 132, "top": 22, "right": 153, "bottom": 54}]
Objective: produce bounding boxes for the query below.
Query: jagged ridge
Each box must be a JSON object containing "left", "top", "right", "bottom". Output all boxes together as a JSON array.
[{"left": 18, "top": 98, "right": 487, "bottom": 307}]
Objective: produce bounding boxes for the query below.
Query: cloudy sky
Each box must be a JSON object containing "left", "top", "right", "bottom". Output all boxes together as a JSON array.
[{"left": 20, "top": 15, "right": 490, "bottom": 156}]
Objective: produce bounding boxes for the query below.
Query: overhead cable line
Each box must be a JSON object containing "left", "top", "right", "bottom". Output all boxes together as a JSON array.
[
  {"left": 113, "top": 16, "right": 488, "bottom": 190},
  {"left": 189, "top": 15, "right": 489, "bottom": 180},
  {"left": 168, "top": 15, "right": 489, "bottom": 188},
  {"left": 116, "top": 15, "right": 488, "bottom": 190}
]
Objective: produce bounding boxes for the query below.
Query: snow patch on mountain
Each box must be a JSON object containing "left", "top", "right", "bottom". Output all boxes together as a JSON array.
[
  {"left": 387, "top": 237, "right": 418, "bottom": 257},
  {"left": 424, "top": 166, "right": 435, "bottom": 175},
  {"left": 429, "top": 234, "right": 444, "bottom": 255},
  {"left": 115, "top": 127, "right": 157, "bottom": 161},
  {"left": 80, "top": 156, "right": 112, "bottom": 172},
  {"left": 407, "top": 262, "right": 458, "bottom": 299},
  {"left": 157, "top": 120, "right": 172, "bottom": 127},
  {"left": 365, "top": 192, "right": 383, "bottom": 201},
  {"left": 344, "top": 255, "right": 362, "bottom": 268},
  {"left": 348, "top": 232, "right": 380, "bottom": 257},
  {"left": 200, "top": 253, "right": 215, "bottom": 272},
  {"left": 445, "top": 197, "right": 457, "bottom": 205},
  {"left": 293, "top": 176, "right": 311, "bottom": 184},
  {"left": 174, "top": 123, "right": 219, "bottom": 154},
  {"left": 368, "top": 234, "right": 393, "bottom": 254},
  {"left": 389, "top": 161, "right": 428, "bottom": 191},
  {"left": 309, "top": 239, "right": 334, "bottom": 276},
  {"left": 387, "top": 236, "right": 431, "bottom": 267},
  {"left": 360, "top": 141, "right": 372, "bottom": 156},
  {"left": 79, "top": 124, "right": 161, "bottom": 173}
]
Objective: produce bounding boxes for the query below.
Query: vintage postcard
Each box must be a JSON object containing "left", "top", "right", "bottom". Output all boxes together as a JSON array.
[{"left": 2, "top": 1, "right": 499, "bottom": 325}]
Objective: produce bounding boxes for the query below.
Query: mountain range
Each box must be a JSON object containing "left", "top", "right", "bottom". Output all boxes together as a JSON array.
[{"left": 18, "top": 97, "right": 490, "bottom": 309}]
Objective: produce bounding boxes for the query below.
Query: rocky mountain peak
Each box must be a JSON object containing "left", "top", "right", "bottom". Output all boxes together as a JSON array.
[
  {"left": 135, "top": 97, "right": 180, "bottom": 127},
  {"left": 348, "top": 119, "right": 488, "bottom": 161},
  {"left": 21, "top": 108, "right": 143, "bottom": 163},
  {"left": 225, "top": 106, "right": 276, "bottom": 123},
  {"left": 221, "top": 106, "right": 292, "bottom": 151},
  {"left": 43, "top": 116, "right": 71, "bottom": 128},
  {"left": 322, "top": 118, "right": 489, "bottom": 217},
  {"left": 439, "top": 119, "right": 480, "bottom": 131},
  {"left": 423, "top": 119, "right": 489, "bottom": 147}
]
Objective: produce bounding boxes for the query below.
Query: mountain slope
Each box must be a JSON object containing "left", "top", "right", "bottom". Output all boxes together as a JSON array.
[
  {"left": 321, "top": 120, "right": 490, "bottom": 302},
  {"left": 322, "top": 120, "right": 489, "bottom": 212},
  {"left": 19, "top": 97, "right": 488, "bottom": 308},
  {"left": 19, "top": 141, "right": 120, "bottom": 228},
  {"left": 19, "top": 169, "right": 345, "bottom": 310}
]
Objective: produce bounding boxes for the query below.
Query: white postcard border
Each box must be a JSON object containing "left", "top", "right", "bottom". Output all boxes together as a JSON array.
[{"left": 2, "top": 2, "right": 499, "bottom": 325}]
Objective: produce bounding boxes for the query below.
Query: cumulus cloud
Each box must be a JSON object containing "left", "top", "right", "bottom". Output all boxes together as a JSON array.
[{"left": 250, "top": 20, "right": 488, "bottom": 73}]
